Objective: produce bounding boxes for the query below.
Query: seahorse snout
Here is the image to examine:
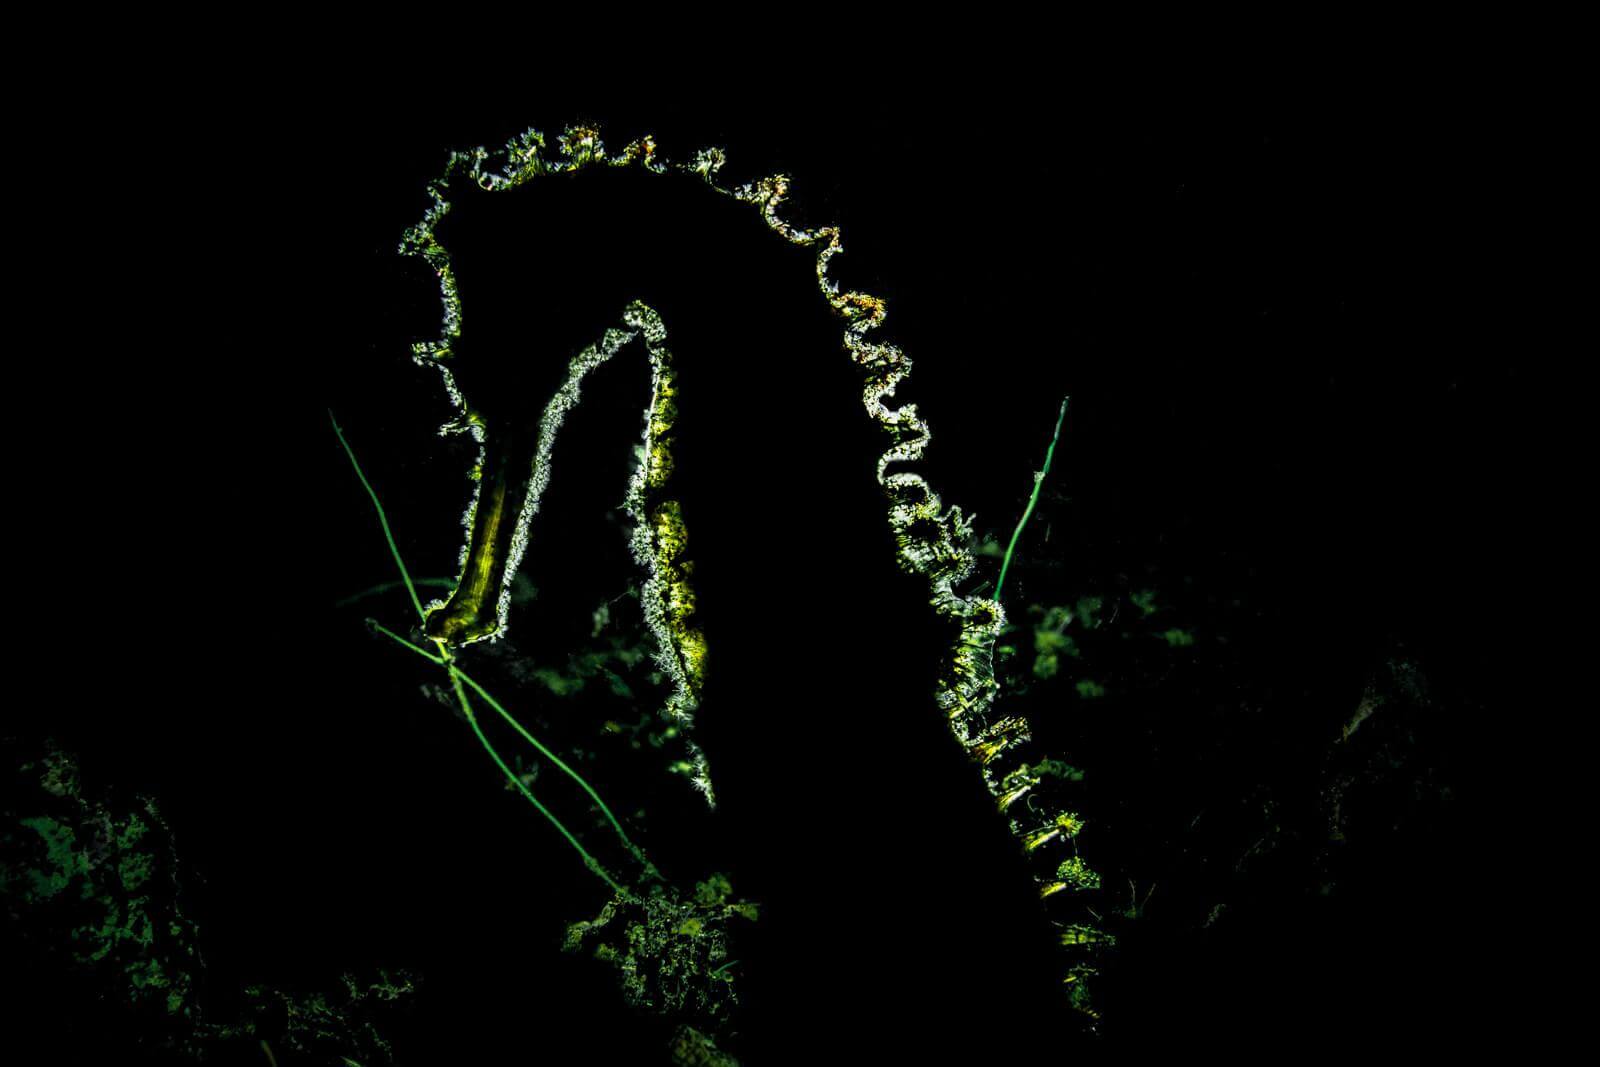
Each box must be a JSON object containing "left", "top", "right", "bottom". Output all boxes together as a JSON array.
[{"left": 424, "top": 425, "right": 523, "bottom": 648}]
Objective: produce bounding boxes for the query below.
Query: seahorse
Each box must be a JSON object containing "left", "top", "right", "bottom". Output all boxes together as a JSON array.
[{"left": 399, "top": 124, "right": 1110, "bottom": 1020}]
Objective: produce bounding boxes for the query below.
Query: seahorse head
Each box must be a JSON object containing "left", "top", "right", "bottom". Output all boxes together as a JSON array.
[{"left": 403, "top": 128, "right": 836, "bottom": 650}]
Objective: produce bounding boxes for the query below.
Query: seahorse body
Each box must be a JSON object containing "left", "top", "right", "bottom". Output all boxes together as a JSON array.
[{"left": 399, "top": 125, "right": 1108, "bottom": 1019}]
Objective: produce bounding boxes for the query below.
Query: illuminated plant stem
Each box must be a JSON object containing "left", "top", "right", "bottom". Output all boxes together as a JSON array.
[
  {"left": 368, "top": 620, "right": 648, "bottom": 872},
  {"left": 448, "top": 662, "right": 627, "bottom": 896},
  {"left": 330, "top": 410, "right": 427, "bottom": 622},
  {"left": 367, "top": 621, "right": 626, "bottom": 894},
  {"left": 454, "top": 657, "right": 654, "bottom": 874},
  {"left": 994, "top": 396, "right": 1069, "bottom": 607}
]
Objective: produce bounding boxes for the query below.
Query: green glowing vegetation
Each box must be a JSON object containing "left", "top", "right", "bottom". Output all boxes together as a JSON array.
[
  {"left": 1160, "top": 628, "right": 1196, "bottom": 648},
  {"left": 239, "top": 972, "right": 414, "bottom": 1065},
  {"left": 1, "top": 743, "right": 413, "bottom": 1062},
  {"left": 1044, "top": 855, "right": 1103, "bottom": 896},
  {"left": 995, "top": 395, "right": 1069, "bottom": 607},
  {"left": 1031, "top": 604, "right": 1081, "bottom": 680},
  {"left": 564, "top": 872, "right": 756, "bottom": 1025},
  {"left": 6, "top": 775, "right": 199, "bottom": 1017}
]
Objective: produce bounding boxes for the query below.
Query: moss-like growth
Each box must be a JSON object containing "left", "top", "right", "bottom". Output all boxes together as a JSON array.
[
  {"left": 2, "top": 741, "right": 414, "bottom": 1063},
  {"left": 564, "top": 872, "right": 756, "bottom": 1028}
]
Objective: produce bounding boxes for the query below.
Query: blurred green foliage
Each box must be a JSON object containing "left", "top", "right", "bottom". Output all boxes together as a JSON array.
[{"left": 1, "top": 741, "right": 413, "bottom": 1064}]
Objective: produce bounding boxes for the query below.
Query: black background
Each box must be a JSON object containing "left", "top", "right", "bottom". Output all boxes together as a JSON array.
[{"left": 10, "top": 80, "right": 1527, "bottom": 1062}]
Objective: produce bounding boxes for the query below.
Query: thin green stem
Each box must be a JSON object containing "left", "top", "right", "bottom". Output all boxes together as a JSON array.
[
  {"left": 367, "top": 620, "right": 648, "bottom": 871},
  {"left": 455, "top": 665, "right": 647, "bottom": 865},
  {"left": 330, "top": 410, "right": 427, "bottom": 622},
  {"left": 994, "top": 396, "right": 1069, "bottom": 608},
  {"left": 367, "top": 620, "right": 444, "bottom": 664},
  {"left": 445, "top": 663, "right": 625, "bottom": 896}
]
